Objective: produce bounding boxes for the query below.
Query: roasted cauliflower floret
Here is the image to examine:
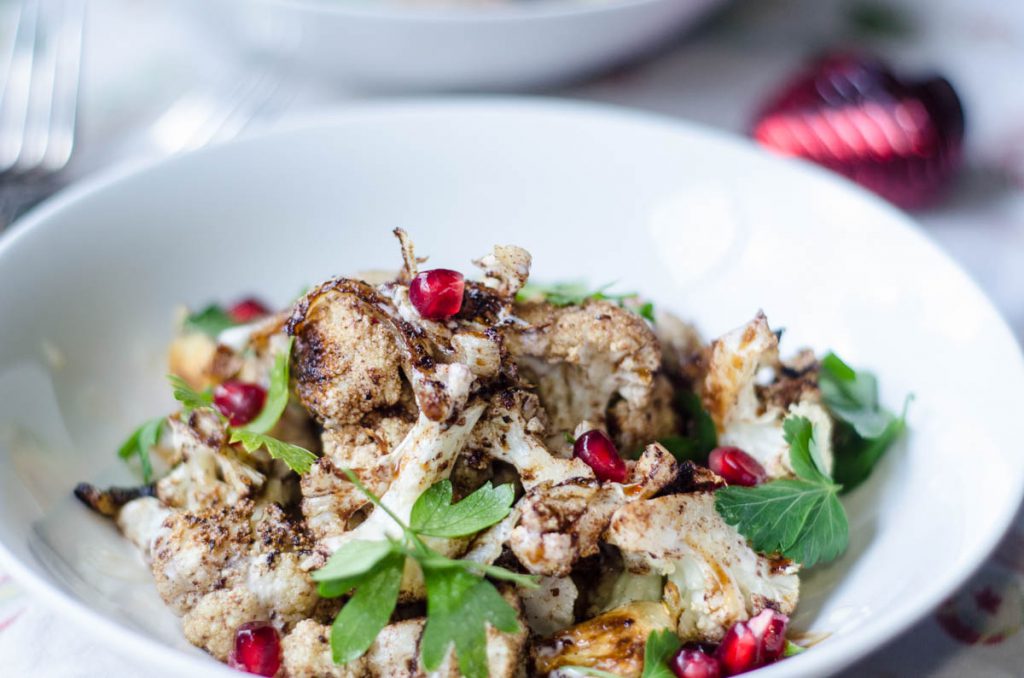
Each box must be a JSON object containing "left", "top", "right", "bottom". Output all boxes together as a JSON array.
[
  {"left": 470, "top": 389, "right": 593, "bottom": 490},
  {"left": 301, "top": 407, "right": 416, "bottom": 545},
  {"left": 519, "top": 575, "right": 578, "bottom": 637},
  {"left": 182, "top": 588, "right": 267, "bottom": 660},
  {"left": 608, "top": 373, "right": 679, "bottom": 454},
  {"left": 699, "top": 312, "right": 833, "bottom": 479},
  {"left": 535, "top": 601, "right": 674, "bottom": 677},
  {"left": 116, "top": 496, "right": 172, "bottom": 561},
  {"left": 282, "top": 619, "right": 369, "bottom": 678},
  {"left": 473, "top": 244, "right": 532, "bottom": 298},
  {"left": 151, "top": 503, "right": 252, "bottom": 614},
  {"left": 508, "top": 444, "right": 678, "bottom": 576},
  {"left": 155, "top": 409, "right": 266, "bottom": 511},
  {"left": 510, "top": 299, "right": 661, "bottom": 450},
  {"left": 288, "top": 279, "right": 406, "bottom": 427},
  {"left": 327, "top": 403, "right": 486, "bottom": 553},
  {"left": 606, "top": 490, "right": 800, "bottom": 643},
  {"left": 151, "top": 501, "right": 317, "bottom": 622}
]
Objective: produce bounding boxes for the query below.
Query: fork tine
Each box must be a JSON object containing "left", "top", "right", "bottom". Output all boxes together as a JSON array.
[
  {"left": 40, "top": 0, "right": 84, "bottom": 172},
  {"left": 0, "top": 0, "right": 40, "bottom": 173},
  {"left": 16, "top": 0, "right": 61, "bottom": 172}
]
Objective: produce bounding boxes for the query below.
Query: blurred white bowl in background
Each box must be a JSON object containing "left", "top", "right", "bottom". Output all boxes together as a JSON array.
[{"left": 185, "top": 0, "right": 725, "bottom": 91}]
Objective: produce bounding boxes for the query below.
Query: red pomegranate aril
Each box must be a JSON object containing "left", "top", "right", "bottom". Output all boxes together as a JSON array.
[
  {"left": 228, "top": 621, "right": 281, "bottom": 677},
  {"left": 573, "top": 430, "right": 627, "bottom": 483},
  {"left": 671, "top": 646, "right": 722, "bottom": 678},
  {"left": 715, "top": 609, "right": 791, "bottom": 675},
  {"left": 409, "top": 269, "right": 465, "bottom": 320},
  {"left": 708, "top": 447, "right": 767, "bottom": 487},
  {"left": 748, "top": 609, "right": 789, "bottom": 663},
  {"left": 214, "top": 380, "right": 267, "bottom": 426},
  {"left": 716, "top": 620, "right": 761, "bottom": 675},
  {"left": 228, "top": 298, "right": 271, "bottom": 323}
]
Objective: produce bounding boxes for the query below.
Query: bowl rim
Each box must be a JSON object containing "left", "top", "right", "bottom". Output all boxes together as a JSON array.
[
  {"left": 0, "top": 96, "right": 1021, "bottom": 677},
  {"left": 242, "top": 0, "right": 686, "bottom": 24}
]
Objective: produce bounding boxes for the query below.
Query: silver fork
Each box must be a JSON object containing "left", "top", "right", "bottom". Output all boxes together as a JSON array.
[{"left": 0, "top": 0, "right": 85, "bottom": 228}]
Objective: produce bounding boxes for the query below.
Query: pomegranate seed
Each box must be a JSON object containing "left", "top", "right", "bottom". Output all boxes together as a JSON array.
[
  {"left": 715, "top": 609, "right": 790, "bottom": 675},
  {"left": 573, "top": 430, "right": 627, "bottom": 483},
  {"left": 708, "top": 447, "right": 766, "bottom": 487},
  {"left": 716, "top": 621, "right": 761, "bottom": 675},
  {"left": 409, "top": 269, "right": 465, "bottom": 320},
  {"left": 214, "top": 380, "right": 267, "bottom": 426},
  {"left": 228, "top": 621, "right": 281, "bottom": 676},
  {"left": 747, "top": 608, "right": 788, "bottom": 663},
  {"left": 671, "top": 646, "right": 722, "bottom": 678},
  {"left": 228, "top": 298, "right": 271, "bottom": 323}
]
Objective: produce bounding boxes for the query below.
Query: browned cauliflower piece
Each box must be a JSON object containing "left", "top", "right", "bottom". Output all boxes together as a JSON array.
[
  {"left": 508, "top": 444, "right": 678, "bottom": 576},
  {"left": 519, "top": 575, "right": 578, "bottom": 637},
  {"left": 608, "top": 373, "right": 679, "bottom": 454},
  {"left": 150, "top": 501, "right": 317, "bottom": 624},
  {"left": 281, "top": 619, "right": 369, "bottom": 677},
  {"left": 469, "top": 389, "right": 593, "bottom": 490},
  {"left": 472, "top": 244, "right": 532, "bottom": 298},
  {"left": 182, "top": 588, "right": 266, "bottom": 661},
  {"left": 116, "top": 496, "right": 172, "bottom": 560},
  {"left": 510, "top": 299, "right": 661, "bottom": 450},
  {"left": 301, "top": 406, "right": 416, "bottom": 545},
  {"left": 534, "top": 601, "right": 674, "bottom": 677},
  {"left": 698, "top": 312, "right": 833, "bottom": 480},
  {"left": 288, "top": 278, "right": 407, "bottom": 427},
  {"left": 606, "top": 485, "right": 800, "bottom": 644},
  {"left": 151, "top": 502, "right": 252, "bottom": 614},
  {"left": 328, "top": 403, "right": 486, "bottom": 553},
  {"left": 155, "top": 409, "right": 267, "bottom": 511}
]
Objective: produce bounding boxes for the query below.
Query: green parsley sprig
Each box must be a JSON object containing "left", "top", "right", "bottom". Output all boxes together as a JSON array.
[
  {"left": 819, "top": 353, "right": 909, "bottom": 491},
  {"left": 313, "top": 472, "right": 537, "bottom": 678},
  {"left": 118, "top": 337, "right": 316, "bottom": 479},
  {"left": 515, "top": 281, "right": 655, "bottom": 322},
  {"left": 183, "top": 304, "right": 237, "bottom": 337},
  {"left": 783, "top": 640, "right": 806, "bottom": 657},
  {"left": 117, "top": 417, "right": 164, "bottom": 484},
  {"left": 171, "top": 337, "right": 316, "bottom": 474},
  {"left": 640, "top": 629, "right": 682, "bottom": 678},
  {"left": 715, "top": 416, "right": 849, "bottom": 567}
]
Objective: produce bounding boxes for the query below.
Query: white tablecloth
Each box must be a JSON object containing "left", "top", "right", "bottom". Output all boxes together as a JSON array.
[{"left": 3, "top": 0, "right": 1024, "bottom": 675}]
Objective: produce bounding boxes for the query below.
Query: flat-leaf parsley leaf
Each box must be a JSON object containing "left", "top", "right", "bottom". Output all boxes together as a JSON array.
[
  {"left": 410, "top": 480, "right": 515, "bottom": 538},
  {"left": 715, "top": 416, "right": 849, "bottom": 567},
  {"left": 229, "top": 429, "right": 317, "bottom": 474},
  {"left": 819, "top": 352, "right": 909, "bottom": 491},
  {"left": 167, "top": 374, "right": 213, "bottom": 414},
  {"left": 241, "top": 337, "right": 294, "bottom": 435},
  {"left": 183, "top": 304, "right": 236, "bottom": 337},
  {"left": 515, "top": 281, "right": 655, "bottom": 322},
  {"left": 641, "top": 629, "right": 681, "bottom": 678},
  {"left": 117, "top": 416, "right": 164, "bottom": 483},
  {"left": 313, "top": 476, "right": 538, "bottom": 678}
]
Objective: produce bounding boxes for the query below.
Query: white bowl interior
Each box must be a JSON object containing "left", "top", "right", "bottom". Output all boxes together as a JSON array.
[{"left": 0, "top": 100, "right": 1021, "bottom": 677}]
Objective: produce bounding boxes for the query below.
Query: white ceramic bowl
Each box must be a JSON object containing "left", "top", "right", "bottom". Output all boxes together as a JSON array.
[
  {"left": 0, "top": 99, "right": 1021, "bottom": 677},
  {"left": 187, "top": 0, "right": 724, "bottom": 91}
]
